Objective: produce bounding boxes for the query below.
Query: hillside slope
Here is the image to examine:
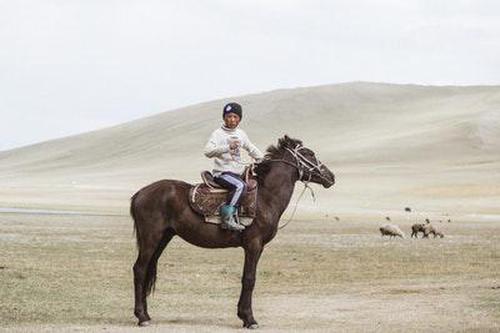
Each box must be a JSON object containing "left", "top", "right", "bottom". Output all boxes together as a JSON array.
[{"left": 1, "top": 82, "right": 499, "bottom": 214}]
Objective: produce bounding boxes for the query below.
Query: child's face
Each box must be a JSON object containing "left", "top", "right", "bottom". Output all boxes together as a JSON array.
[{"left": 224, "top": 113, "right": 241, "bottom": 129}]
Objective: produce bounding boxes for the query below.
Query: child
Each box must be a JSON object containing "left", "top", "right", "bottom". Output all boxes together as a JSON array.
[{"left": 204, "top": 102, "right": 263, "bottom": 231}]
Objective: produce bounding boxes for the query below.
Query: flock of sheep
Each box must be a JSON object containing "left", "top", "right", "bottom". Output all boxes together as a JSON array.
[
  {"left": 378, "top": 208, "right": 447, "bottom": 239},
  {"left": 331, "top": 208, "right": 448, "bottom": 239},
  {"left": 379, "top": 222, "right": 445, "bottom": 239}
]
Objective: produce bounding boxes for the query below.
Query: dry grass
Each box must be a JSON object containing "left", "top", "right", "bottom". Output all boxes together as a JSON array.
[{"left": 0, "top": 212, "right": 499, "bottom": 332}]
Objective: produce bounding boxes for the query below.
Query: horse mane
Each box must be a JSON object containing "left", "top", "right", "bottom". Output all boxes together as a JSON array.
[{"left": 254, "top": 135, "right": 302, "bottom": 180}]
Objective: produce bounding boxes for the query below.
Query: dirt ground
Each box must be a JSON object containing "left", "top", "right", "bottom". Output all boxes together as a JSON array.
[{"left": 0, "top": 211, "right": 499, "bottom": 332}]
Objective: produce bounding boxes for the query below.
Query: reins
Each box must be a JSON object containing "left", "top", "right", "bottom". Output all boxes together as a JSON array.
[
  {"left": 264, "top": 145, "right": 323, "bottom": 230},
  {"left": 278, "top": 177, "right": 316, "bottom": 230}
]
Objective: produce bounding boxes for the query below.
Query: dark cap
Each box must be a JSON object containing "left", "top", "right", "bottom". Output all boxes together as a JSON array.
[{"left": 222, "top": 102, "right": 242, "bottom": 120}]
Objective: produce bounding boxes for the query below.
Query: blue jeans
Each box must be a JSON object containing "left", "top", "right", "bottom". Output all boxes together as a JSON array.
[{"left": 213, "top": 172, "right": 247, "bottom": 207}]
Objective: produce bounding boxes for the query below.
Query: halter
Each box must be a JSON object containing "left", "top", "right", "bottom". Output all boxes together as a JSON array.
[
  {"left": 266, "top": 144, "right": 332, "bottom": 188},
  {"left": 284, "top": 145, "right": 324, "bottom": 182}
]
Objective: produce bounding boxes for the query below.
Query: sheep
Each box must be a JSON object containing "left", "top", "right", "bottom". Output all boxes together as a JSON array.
[
  {"left": 411, "top": 223, "right": 426, "bottom": 238},
  {"left": 379, "top": 224, "right": 405, "bottom": 238},
  {"left": 423, "top": 224, "right": 444, "bottom": 238}
]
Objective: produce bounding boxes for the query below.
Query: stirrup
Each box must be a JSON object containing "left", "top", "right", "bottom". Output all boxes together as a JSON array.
[
  {"left": 221, "top": 214, "right": 245, "bottom": 231},
  {"left": 220, "top": 205, "right": 245, "bottom": 232},
  {"left": 221, "top": 217, "right": 245, "bottom": 231},
  {"left": 221, "top": 223, "right": 245, "bottom": 231}
]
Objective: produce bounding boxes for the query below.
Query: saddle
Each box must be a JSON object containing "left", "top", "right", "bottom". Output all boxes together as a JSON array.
[{"left": 188, "top": 167, "right": 257, "bottom": 225}]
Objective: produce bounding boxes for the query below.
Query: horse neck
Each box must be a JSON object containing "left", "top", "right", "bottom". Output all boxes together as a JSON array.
[{"left": 258, "top": 161, "right": 298, "bottom": 221}]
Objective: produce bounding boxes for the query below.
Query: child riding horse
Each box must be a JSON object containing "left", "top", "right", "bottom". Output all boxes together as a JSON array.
[{"left": 204, "top": 102, "right": 264, "bottom": 231}]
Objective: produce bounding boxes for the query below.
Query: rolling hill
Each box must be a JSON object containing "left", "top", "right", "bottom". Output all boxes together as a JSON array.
[{"left": 1, "top": 82, "right": 499, "bottom": 216}]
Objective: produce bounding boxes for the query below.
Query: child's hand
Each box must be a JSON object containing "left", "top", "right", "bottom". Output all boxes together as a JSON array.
[{"left": 229, "top": 140, "right": 240, "bottom": 150}]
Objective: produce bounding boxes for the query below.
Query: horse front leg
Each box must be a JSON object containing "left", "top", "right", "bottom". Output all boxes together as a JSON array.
[{"left": 238, "top": 241, "right": 263, "bottom": 329}]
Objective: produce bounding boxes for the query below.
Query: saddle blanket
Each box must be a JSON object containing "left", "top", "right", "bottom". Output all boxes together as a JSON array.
[{"left": 188, "top": 183, "right": 257, "bottom": 226}]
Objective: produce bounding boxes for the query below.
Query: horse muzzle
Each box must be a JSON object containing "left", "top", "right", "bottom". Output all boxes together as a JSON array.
[{"left": 321, "top": 172, "right": 335, "bottom": 188}]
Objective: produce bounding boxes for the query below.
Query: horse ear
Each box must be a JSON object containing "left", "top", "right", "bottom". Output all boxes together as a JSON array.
[
  {"left": 278, "top": 137, "right": 286, "bottom": 148},
  {"left": 281, "top": 135, "right": 291, "bottom": 148}
]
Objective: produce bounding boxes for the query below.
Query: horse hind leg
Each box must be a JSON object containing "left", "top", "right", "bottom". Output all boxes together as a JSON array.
[{"left": 133, "top": 226, "right": 175, "bottom": 326}]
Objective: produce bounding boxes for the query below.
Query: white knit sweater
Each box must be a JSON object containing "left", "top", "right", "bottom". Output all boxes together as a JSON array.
[{"left": 204, "top": 125, "right": 264, "bottom": 176}]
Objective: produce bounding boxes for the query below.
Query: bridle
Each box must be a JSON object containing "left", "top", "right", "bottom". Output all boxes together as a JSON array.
[{"left": 267, "top": 144, "right": 332, "bottom": 186}]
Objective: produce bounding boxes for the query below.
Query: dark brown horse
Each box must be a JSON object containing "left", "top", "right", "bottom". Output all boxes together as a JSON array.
[{"left": 131, "top": 135, "right": 335, "bottom": 328}]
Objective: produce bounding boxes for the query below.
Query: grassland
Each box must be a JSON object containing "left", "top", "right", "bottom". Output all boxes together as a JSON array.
[{"left": 1, "top": 211, "right": 499, "bottom": 332}]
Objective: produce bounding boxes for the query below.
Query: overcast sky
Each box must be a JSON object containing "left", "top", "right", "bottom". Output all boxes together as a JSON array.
[{"left": 1, "top": 0, "right": 499, "bottom": 151}]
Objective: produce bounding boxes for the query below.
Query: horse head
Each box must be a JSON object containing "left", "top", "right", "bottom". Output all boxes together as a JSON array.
[{"left": 272, "top": 135, "right": 335, "bottom": 188}]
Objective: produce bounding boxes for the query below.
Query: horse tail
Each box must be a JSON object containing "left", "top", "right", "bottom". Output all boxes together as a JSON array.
[
  {"left": 131, "top": 186, "right": 173, "bottom": 296},
  {"left": 130, "top": 190, "right": 141, "bottom": 250},
  {"left": 130, "top": 189, "right": 156, "bottom": 295},
  {"left": 144, "top": 236, "right": 168, "bottom": 296}
]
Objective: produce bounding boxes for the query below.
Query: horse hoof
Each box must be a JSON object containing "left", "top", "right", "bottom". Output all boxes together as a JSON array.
[
  {"left": 246, "top": 323, "right": 259, "bottom": 329},
  {"left": 138, "top": 320, "right": 151, "bottom": 327}
]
